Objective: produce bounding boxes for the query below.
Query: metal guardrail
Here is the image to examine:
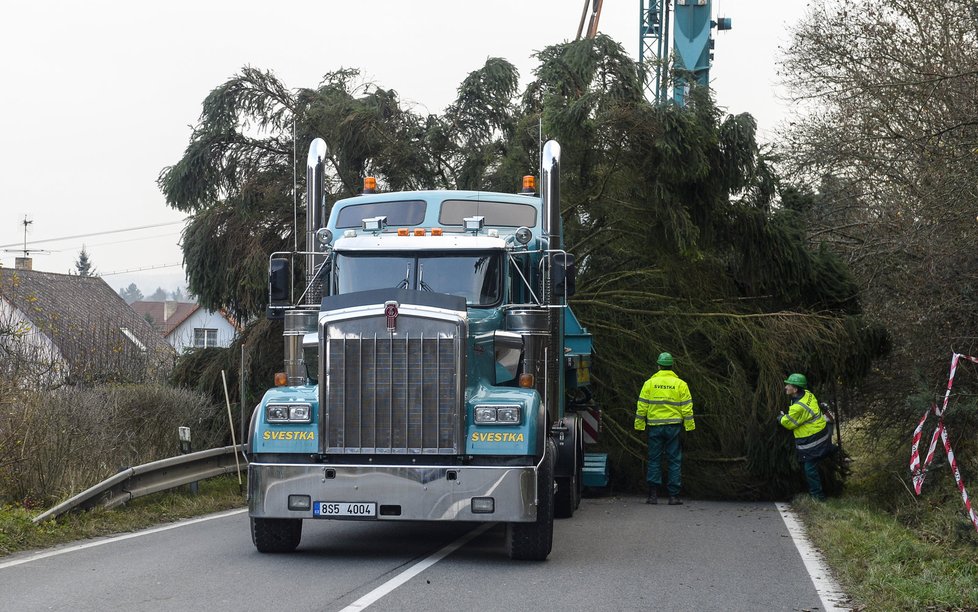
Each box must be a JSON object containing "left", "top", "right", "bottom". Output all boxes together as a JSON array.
[{"left": 33, "top": 444, "right": 247, "bottom": 524}]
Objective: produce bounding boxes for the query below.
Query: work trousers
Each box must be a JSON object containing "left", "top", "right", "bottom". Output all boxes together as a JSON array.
[
  {"left": 803, "top": 459, "right": 825, "bottom": 501},
  {"left": 646, "top": 423, "right": 682, "bottom": 496}
]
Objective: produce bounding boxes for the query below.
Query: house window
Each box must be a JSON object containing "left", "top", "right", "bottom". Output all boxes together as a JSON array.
[{"left": 193, "top": 328, "right": 218, "bottom": 348}]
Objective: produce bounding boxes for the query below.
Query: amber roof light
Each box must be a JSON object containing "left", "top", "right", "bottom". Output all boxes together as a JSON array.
[
  {"left": 363, "top": 177, "right": 378, "bottom": 194},
  {"left": 521, "top": 175, "right": 536, "bottom": 194}
]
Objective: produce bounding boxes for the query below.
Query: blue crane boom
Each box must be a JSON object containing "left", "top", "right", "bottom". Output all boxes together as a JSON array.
[{"left": 640, "top": 0, "right": 731, "bottom": 106}]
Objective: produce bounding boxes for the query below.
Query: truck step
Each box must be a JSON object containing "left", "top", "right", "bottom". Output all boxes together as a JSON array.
[{"left": 582, "top": 452, "right": 609, "bottom": 488}]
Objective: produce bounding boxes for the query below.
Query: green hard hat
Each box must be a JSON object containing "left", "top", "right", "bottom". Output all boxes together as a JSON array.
[
  {"left": 657, "top": 352, "right": 674, "bottom": 367},
  {"left": 784, "top": 373, "right": 807, "bottom": 388}
]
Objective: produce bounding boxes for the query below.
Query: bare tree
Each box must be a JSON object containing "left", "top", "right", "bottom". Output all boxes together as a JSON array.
[{"left": 779, "top": 0, "right": 978, "bottom": 389}]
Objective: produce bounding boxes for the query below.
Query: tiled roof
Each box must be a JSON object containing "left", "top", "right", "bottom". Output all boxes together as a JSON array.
[
  {"left": 0, "top": 268, "right": 175, "bottom": 383},
  {"left": 130, "top": 300, "right": 201, "bottom": 336}
]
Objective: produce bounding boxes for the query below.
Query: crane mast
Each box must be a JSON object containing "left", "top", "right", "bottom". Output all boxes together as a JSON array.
[{"left": 640, "top": 0, "right": 731, "bottom": 106}]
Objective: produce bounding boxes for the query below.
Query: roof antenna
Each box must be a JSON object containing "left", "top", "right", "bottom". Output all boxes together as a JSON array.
[
  {"left": 3, "top": 216, "right": 49, "bottom": 257},
  {"left": 538, "top": 117, "right": 543, "bottom": 170},
  {"left": 22, "top": 216, "right": 32, "bottom": 257}
]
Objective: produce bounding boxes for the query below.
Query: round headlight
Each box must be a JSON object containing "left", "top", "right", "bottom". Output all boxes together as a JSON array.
[{"left": 316, "top": 227, "right": 333, "bottom": 247}]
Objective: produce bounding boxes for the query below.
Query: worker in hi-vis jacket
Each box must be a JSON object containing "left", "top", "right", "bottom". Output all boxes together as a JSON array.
[{"left": 635, "top": 352, "right": 695, "bottom": 505}]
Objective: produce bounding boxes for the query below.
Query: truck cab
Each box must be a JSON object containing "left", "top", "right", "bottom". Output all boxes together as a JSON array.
[{"left": 247, "top": 140, "right": 594, "bottom": 560}]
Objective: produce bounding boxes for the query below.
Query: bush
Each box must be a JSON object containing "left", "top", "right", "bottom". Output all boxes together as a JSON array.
[
  {"left": 842, "top": 407, "right": 978, "bottom": 549},
  {"left": 0, "top": 383, "right": 227, "bottom": 507}
]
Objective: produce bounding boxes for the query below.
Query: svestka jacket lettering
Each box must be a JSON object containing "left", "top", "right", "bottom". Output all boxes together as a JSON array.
[{"left": 634, "top": 369, "right": 695, "bottom": 432}]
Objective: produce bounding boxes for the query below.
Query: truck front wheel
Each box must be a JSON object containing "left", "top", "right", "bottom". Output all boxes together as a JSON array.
[
  {"left": 506, "top": 438, "right": 555, "bottom": 561},
  {"left": 251, "top": 517, "right": 302, "bottom": 553}
]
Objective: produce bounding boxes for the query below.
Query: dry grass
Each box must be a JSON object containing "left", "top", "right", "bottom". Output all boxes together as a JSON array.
[
  {"left": 0, "top": 382, "right": 229, "bottom": 506},
  {"left": 0, "top": 475, "right": 244, "bottom": 558}
]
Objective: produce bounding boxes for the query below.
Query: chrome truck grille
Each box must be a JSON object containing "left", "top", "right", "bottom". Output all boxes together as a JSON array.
[{"left": 321, "top": 301, "right": 465, "bottom": 455}]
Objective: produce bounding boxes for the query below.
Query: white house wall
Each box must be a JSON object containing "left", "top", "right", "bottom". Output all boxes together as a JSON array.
[
  {"left": 0, "top": 297, "right": 69, "bottom": 384},
  {"left": 167, "top": 308, "right": 237, "bottom": 352}
]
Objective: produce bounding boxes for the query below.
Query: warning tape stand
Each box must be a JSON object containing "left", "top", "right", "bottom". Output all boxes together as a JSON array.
[{"left": 909, "top": 352, "right": 978, "bottom": 533}]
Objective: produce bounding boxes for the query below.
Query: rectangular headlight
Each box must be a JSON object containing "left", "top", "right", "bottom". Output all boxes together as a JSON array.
[
  {"left": 496, "top": 406, "right": 521, "bottom": 424},
  {"left": 289, "top": 405, "right": 311, "bottom": 422},
  {"left": 474, "top": 406, "right": 497, "bottom": 423},
  {"left": 474, "top": 405, "right": 522, "bottom": 425},
  {"left": 267, "top": 405, "right": 289, "bottom": 422}
]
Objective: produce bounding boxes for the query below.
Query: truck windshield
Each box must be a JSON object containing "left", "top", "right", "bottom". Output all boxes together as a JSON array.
[{"left": 333, "top": 251, "right": 503, "bottom": 306}]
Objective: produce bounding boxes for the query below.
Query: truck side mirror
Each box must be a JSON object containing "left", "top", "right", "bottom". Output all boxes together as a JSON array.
[
  {"left": 552, "top": 253, "right": 576, "bottom": 298},
  {"left": 267, "top": 258, "right": 291, "bottom": 320},
  {"left": 494, "top": 331, "right": 524, "bottom": 384}
]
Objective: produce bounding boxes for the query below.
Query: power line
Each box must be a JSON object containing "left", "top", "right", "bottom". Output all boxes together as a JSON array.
[
  {"left": 100, "top": 263, "right": 183, "bottom": 276},
  {"left": 46, "top": 231, "right": 182, "bottom": 253},
  {"left": 0, "top": 219, "right": 187, "bottom": 249}
]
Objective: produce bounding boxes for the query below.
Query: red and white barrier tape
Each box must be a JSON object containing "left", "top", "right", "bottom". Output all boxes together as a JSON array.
[{"left": 909, "top": 352, "right": 978, "bottom": 533}]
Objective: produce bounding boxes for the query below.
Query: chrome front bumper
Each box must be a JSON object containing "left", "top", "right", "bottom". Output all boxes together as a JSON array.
[{"left": 248, "top": 462, "right": 539, "bottom": 522}]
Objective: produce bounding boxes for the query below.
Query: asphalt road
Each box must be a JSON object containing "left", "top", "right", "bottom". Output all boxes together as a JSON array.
[{"left": 0, "top": 497, "right": 842, "bottom": 611}]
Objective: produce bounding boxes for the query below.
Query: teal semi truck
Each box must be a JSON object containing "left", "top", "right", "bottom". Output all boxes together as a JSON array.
[{"left": 247, "top": 138, "right": 603, "bottom": 560}]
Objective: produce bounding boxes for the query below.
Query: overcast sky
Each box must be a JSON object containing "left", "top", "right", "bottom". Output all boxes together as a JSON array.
[{"left": 0, "top": 0, "right": 807, "bottom": 295}]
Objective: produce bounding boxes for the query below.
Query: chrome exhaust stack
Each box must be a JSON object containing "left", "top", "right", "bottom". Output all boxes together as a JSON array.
[
  {"left": 539, "top": 140, "right": 563, "bottom": 423},
  {"left": 282, "top": 138, "right": 329, "bottom": 385},
  {"left": 305, "top": 138, "right": 329, "bottom": 306},
  {"left": 541, "top": 139, "right": 562, "bottom": 297}
]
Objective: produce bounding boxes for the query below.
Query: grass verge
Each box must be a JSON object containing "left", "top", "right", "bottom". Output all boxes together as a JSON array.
[
  {"left": 0, "top": 475, "right": 245, "bottom": 558},
  {"left": 794, "top": 495, "right": 978, "bottom": 610}
]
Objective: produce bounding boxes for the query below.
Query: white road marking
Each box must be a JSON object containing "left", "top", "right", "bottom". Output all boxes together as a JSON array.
[
  {"left": 339, "top": 522, "right": 496, "bottom": 612},
  {"left": 776, "top": 502, "right": 850, "bottom": 611},
  {"left": 0, "top": 508, "right": 247, "bottom": 570}
]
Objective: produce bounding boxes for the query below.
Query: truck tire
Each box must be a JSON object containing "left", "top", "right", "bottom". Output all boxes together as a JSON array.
[
  {"left": 554, "top": 418, "right": 583, "bottom": 518},
  {"left": 506, "top": 438, "right": 555, "bottom": 561},
  {"left": 251, "top": 517, "right": 302, "bottom": 553},
  {"left": 554, "top": 475, "right": 574, "bottom": 519},
  {"left": 573, "top": 434, "right": 583, "bottom": 510}
]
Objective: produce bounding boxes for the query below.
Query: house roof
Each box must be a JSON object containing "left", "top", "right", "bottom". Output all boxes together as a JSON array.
[
  {"left": 130, "top": 300, "right": 201, "bottom": 336},
  {"left": 0, "top": 268, "right": 175, "bottom": 381}
]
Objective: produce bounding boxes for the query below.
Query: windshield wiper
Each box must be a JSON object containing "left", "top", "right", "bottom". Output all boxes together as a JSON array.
[
  {"left": 396, "top": 263, "right": 411, "bottom": 289},
  {"left": 418, "top": 263, "right": 433, "bottom": 292}
]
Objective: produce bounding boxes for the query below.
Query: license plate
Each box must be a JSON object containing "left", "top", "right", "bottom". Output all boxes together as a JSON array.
[{"left": 313, "top": 502, "right": 377, "bottom": 518}]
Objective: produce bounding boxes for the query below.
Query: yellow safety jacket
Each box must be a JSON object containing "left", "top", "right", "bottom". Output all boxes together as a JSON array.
[
  {"left": 779, "top": 389, "right": 833, "bottom": 462},
  {"left": 778, "top": 390, "right": 827, "bottom": 438},
  {"left": 634, "top": 369, "right": 695, "bottom": 432}
]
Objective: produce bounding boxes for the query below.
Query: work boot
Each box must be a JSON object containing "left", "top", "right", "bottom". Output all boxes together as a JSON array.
[
  {"left": 668, "top": 496, "right": 683, "bottom": 505},
  {"left": 646, "top": 488, "right": 657, "bottom": 505}
]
